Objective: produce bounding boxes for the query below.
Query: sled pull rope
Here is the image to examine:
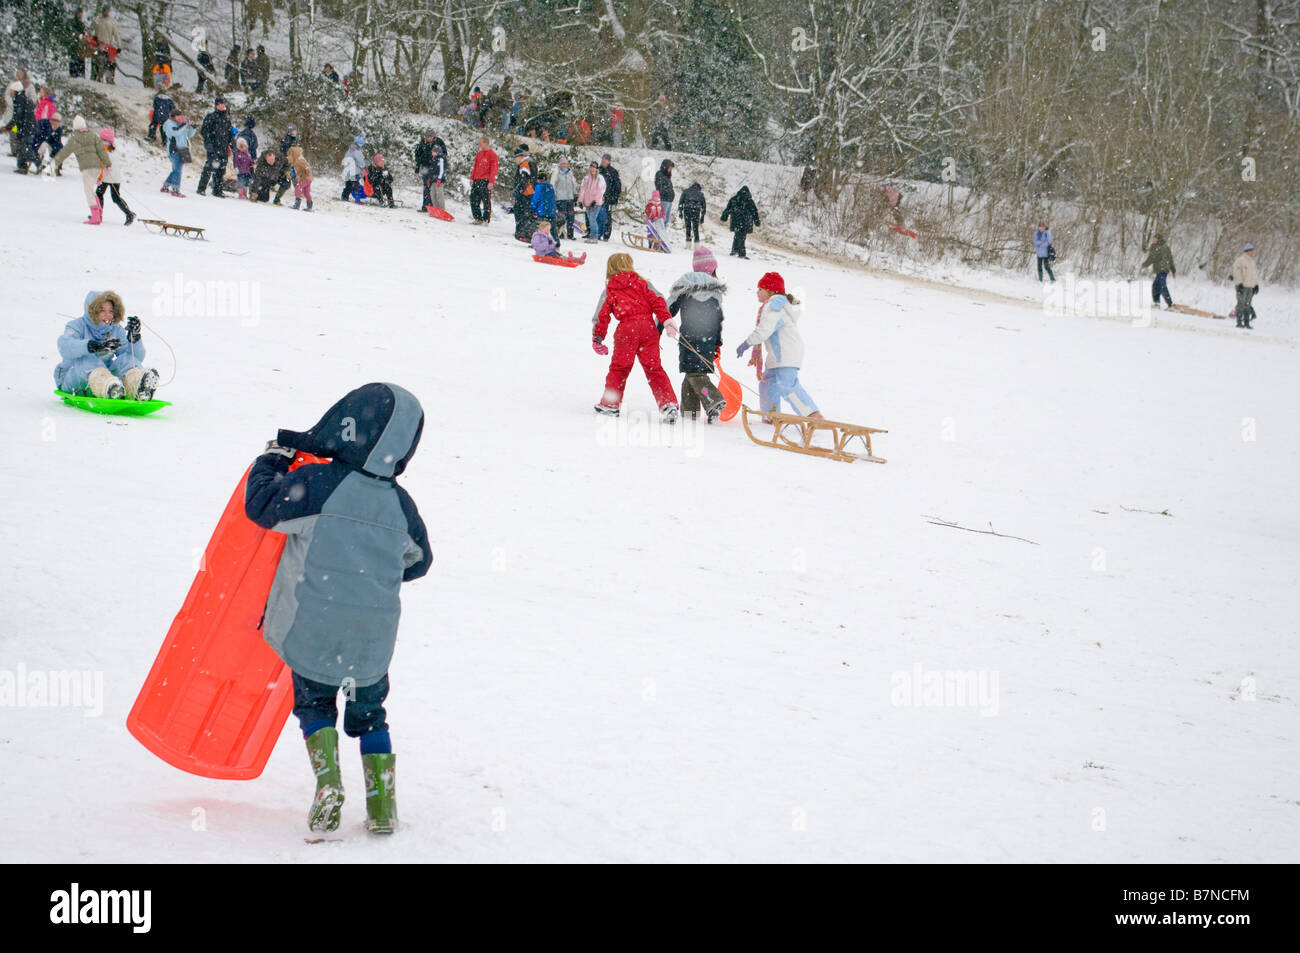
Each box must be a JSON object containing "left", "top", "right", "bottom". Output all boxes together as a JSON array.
[{"left": 675, "top": 335, "right": 761, "bottom": 400}]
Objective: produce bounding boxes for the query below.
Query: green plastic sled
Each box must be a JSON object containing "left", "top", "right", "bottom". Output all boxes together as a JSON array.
[{"left": 55, "top": 389, "right": 171, "bottom": 417}]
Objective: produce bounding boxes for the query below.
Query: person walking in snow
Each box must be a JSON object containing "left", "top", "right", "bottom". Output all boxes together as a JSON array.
[
  {"left": 243, "top": 383, "right": 431, "bottom": 836},
  {"left": 272, "top": 125, "right": 297, "bottom": 205},
  {"left": 341, "top": 133, "right": 366, "bottom": 202},
  {"left": 590, "top": 252, "right": 680, "bottom": 421},
  {"left": 469, "top": 135, "right": 498, "bottom": 224},
  {"left": 94, "top": 127, "right": 134, "bottom": 225},
  {"left": 1229, "top": 243, "right": 1260, "bottom": 329},
  {"left": 1140, "top": 233, "right": 1177, "bottom": 309},
  {"left": 197, "top": 95, "right": 233, "bottom": 197},
  {"left": 737, "top": 271, "right": 823, "bottom": 420},
  {"left": 159, "top": 108, "right": 197, "bottom": 196},
  {"left": 52, "top": 115, "right": 112, "bottom": 220},
  {"left": 667, "top": 246, "right": 727, "bottom": 422},
  {"left": 1033, "top": 222, "right": 1055, "bottom": 283},
  {"left": 552, "top": 155, "right": 578, "bottom": 238},
  {"left": 678, "top": 182, "right": 706, "bottom": 247},
  {"left": 224, "top": 44, "right": 241, "bottom": 89},
  {"left": 54, "top": 290, "right": 158, "bottom": 401},
  {"left": 240, "top": 48, "right": 259, "bottom": 93},
  {"left": 196, "top": 38, "right": 215, "bottom": 93},
  {"left": 287, "top": 145, "right": 313, "bottom": 211},
  {"left": 721, "top": 185, "right": 760, "bottom": 259}
]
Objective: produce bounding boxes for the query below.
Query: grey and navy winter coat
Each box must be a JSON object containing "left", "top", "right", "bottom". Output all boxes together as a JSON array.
[
  {"left": 245, "top": 383, "right": 431, "bottom": 689},
  {"left": 667, "top": 272, "right": 726, "bottom": 373}
]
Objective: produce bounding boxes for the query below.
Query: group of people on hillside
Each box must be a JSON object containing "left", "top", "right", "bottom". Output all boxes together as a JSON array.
[{"left": 1033, "top": 223, "right": 1263, "bottom": 328}]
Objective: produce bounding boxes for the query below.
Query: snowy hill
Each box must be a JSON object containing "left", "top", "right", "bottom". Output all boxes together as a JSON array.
[{"left": 2, "top": 119, "right": 1298, "bottom": 862}]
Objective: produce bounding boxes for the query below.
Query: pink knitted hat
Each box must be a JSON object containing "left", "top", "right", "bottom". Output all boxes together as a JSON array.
[{"left": 692, "top": 245, "right": 717, "bottom": 273}]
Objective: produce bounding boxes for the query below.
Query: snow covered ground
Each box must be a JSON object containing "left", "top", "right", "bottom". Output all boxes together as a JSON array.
[{"left": 2, "top": 122, "right": 1297, "bottom": 863}]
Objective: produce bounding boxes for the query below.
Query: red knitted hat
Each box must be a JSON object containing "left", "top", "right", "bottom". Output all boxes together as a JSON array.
[{"left": 757, "top": 272, "right": 785, "bottom": 295}]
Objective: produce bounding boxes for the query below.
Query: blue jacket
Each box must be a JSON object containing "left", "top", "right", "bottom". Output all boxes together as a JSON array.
[
  {"left": 531, "top": 180, "right": 557, "bottom": 218},
  {"left": 33, "top": 123, "right": 64, "bottom": 157},
  {"left": 245, "top": 383, "right": 431, "bottom": 688},
  {"left": 164, "top": 119, "right": 198, "bottom": 150},
  {"left": 54, "top": 290, "right": 144, "bottom": 388},
  {"left": 1034, "top": 228, "right": 1052, "bottom": 257}
]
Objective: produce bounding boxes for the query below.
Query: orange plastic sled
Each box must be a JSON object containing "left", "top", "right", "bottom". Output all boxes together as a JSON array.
[
  {"left": 426, "top": 206, "right": 454, "bottom": 221},
  {"left": 715, "top": 357, "right": 743, "bottom": 422},
  {"left": 532, "top": 254, "right": 584, "bottom": 268},
  {"left": 127, "top": 453, "right": 326, "bottom": 780}
]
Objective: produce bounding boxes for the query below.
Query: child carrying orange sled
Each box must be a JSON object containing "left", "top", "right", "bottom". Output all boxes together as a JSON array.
[{"left": 591, "top": 253, "right": 681, "bottom": 421}]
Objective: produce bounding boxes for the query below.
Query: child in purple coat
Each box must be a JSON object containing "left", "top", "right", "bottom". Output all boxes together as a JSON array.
[
  {"left": 530, "top": 220, "right": 586, "bottom": 264},
  {"left": 233, "top": 137, "right": 254, "bottom": 199}
]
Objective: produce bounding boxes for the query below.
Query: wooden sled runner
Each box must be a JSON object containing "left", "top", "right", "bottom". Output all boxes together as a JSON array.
[
  {"left": 139, "top": 219, "right": 206, "bottom": 240},
  {"left": 741, "top": 405, "right": 887, "bottom": 463},
  {"left": 1168, "top": 303, "right": 1227, "bottom": 320},
  {"left": 622, "top": 231, "right": 670, "bottom": 253}
]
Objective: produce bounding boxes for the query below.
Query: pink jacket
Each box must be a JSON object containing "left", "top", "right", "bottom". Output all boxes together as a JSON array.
[
  {"left": 578, "top": 171, "right": 606, "bottom": 208},
  {"left": 35, "top": 96, "right": 57, "bottom": 122}
]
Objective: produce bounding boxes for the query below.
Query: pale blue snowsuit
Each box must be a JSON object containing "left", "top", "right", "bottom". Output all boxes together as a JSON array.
[{"left": 54, "top": 291, "right": 145, "bottom": 392}]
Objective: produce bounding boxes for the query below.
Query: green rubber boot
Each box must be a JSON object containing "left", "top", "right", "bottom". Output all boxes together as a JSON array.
[
  {"left": 362, "top": 752, "right": 398, "bottom": 834},
  {"left": 305, "top": 727, "right": 344, "bottom": 833}
]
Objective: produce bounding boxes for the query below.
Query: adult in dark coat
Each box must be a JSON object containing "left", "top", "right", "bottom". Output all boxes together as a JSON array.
[
  {"left": 8, "top": 85, "right": 37, "bottom": 173},
  {"left": 413, "top": 131, "right": 447, "bottom": 210},
  {"left": 239, "top": 115, "right": 258, "bottom": 157},
  {"left": 196, "top": 41, "right": 215, "bottom": 93},
  {"left": 67, "top": 11, "right": 88, "bottom": 78},
  {"left": 720, "top": 186, "right": 760, "bottom": 259},
  {"left": 654, "top": 159, "right": 676, "bottom": 224},
  {"left": 250, "top": 148, "right": 284, "bottom": 202},
  {"left": 224, "top": 45, "right": 242, "bottom": 88},
  {"left": 678, "top": 182, "right": 706, "bottom": 244},
  {"left": 272, "top": 125, "right": 297, "bottom": 204},
  {"left": 510, "top": 146, "right": 538, "bottom": 241},
  {"left": 598, "top": 154, "right": 621, "bottom": 241},
  {"left": 198, "top": 97, "right": 234, "bottom": 196}
]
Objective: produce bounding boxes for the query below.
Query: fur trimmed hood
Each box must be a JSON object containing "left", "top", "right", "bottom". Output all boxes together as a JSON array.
[{"left": 84, "top": 290, "right": 124, "bottom": 326}]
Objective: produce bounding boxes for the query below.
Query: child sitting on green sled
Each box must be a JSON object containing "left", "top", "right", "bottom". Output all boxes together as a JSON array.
[{"left": 54, "top": 291, "right": 159, "bottom": 400}]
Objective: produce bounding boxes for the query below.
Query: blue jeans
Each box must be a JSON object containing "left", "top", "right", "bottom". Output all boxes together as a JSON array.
[
  {"left": 663, "top": 199, "right": 673, "bottom": 225},
  {"left": 760, "top": 366, "right": 818, "bottom": 416},
  {"left": 165, "top": 152, "right": 183, "bottom": 188},
  {"left": 1152, "top": 271, "right": 1172, "bottom": 306},
  {"left": 591, "top": 204, "right": 608, "bottom": 240},
  {"left": 292, "top": 671, "right": 390, "bottom": 740}
]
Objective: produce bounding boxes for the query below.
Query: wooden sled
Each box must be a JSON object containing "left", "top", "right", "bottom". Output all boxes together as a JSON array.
[
  {"left": 622, "top": 231, "right": 669, "bottom": 253},
  {"left": 740, "top": 405, "right": 887, "bottom": 464},
  {"left": 139, "top": 219, "right": 206, "bottom": 240},
  {"left": 1168, "top": 304, "right": 1227, "bottom": 320}
]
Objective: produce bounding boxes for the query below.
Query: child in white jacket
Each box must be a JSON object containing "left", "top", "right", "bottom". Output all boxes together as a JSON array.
[{"left": 736, "top": 271, "right": 823, "bottom": 419}]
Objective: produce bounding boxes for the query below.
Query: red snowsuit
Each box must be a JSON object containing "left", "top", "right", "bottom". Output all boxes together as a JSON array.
[{"left": 594, "top": 272, "right": 678, "bottom": 410}]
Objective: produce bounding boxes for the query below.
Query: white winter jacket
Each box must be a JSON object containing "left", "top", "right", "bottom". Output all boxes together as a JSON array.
[
  {"left": 1230, "top": 253, "right": 1259, "bottom": 289},
  {"left": 746, "top": 294, "right": 805, "bottom": 370}
]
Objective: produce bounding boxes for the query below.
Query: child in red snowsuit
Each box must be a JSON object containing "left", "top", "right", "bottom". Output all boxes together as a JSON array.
[{"left": 591, "top": 253, "right": 681, "bottom": 421}]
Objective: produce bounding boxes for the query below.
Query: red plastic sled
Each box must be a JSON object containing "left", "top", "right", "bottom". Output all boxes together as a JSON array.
[
  {"left": 886, "top": 222, "right": 918, "bottom": 239},
  {"left": 532, "top": 254, "right": 584, "bottom": 268},
  {"left": 127, "top": 453, "right": 326, "bottom": 780},
  {"left": 426, "top": 206, "right": 454, "bottom": 221},
  {"left": 716, "top": 357, "right": 743, "bottom": 422}
]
